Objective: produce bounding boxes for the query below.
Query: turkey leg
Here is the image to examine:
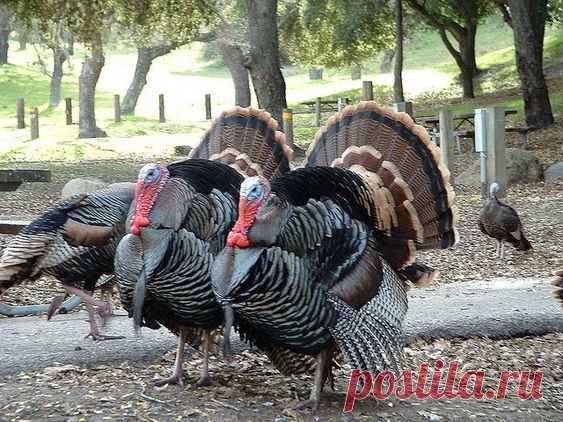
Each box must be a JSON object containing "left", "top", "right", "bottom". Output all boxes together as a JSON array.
[
  {"left": 154, "top": 328, "right": 188, "bottom": 386},
  {"left": 62, "top": 286, "right": 124, "bottom": 341},
  {"left": 195, "top": 330, "right": 212, "bottom": 387},
  {"left": 293, "top": 348, "right": 332, "bottom": 411}
]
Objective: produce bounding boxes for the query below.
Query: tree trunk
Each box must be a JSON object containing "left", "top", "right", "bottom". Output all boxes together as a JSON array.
[
  {"left": 380, "top": 48, "right": 395, "bottom": 73},
  {"left": 121, "top": 44, "right": 177, "bottom": 115},
  {"left": 508, "top": 0, "right": 553, "bottom": 128},
  {"left": 18, "top": 29, "right": 27, "bottom": 50},
  {"left": 49, "top": 47, "right": 66, "bottom": 107},
  {"left": 218, "top": 39, "right": 251, "bottom": 107},
  {"left": 0, "top": 4, "right": 10, "bottom": 65},
  {"left": 246, "top": 0, "right": 287, "bottom": 125},
  {"left": 351, "top": 64, "right": 362, "bottom": 80},
  {"left": 78, "top": 34, "right": 106, "bottom": 138},
  {"left": 393, "top": 0, "right": 405, "bottom": 103}
]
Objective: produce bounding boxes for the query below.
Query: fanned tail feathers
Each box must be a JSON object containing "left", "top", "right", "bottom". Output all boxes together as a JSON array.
[
  {"left": 552, "top": 270, "right": 563, "bottom": 307},
  {"left": 305, "top": 101, "right": 458, "bottom": 270},
  {"left": 189, "top": 107, "right": 293, "bottom": 180},
  {"left": 327, "top": 258, "right": 407, "bottom": 374}
]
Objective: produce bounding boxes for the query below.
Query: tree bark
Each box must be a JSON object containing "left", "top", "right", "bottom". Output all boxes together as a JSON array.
[
  {"left": 0, "top": 5, "right": 11, "bottom": 65},
  {"left": 380, "top": 48, "right": 395, "bottom": 73},
  {"left": 17, "top": 29, "right": 27, "bottom": 50},
  {"left": 121, "top": 44, "right": 176, "bottom": 115},
  {"left": 217, "top": 39, "right": 251, "bottom": 107},
  {"left": 508, "top": 0, "right": 553, "bottom": 128},
  {"left": 405, "top": 0, "right": 479, "bottom": 98},
  {"left": 246, "top": 0, "right": 287, "bottom": 125},
  {"left": 49, "top": 47, "right": 66, "bottom": 107},
  {"left": 393, "top": 0, "right": 405, "bottom": 103},
  {"left": 78, "top": 34, "right": 106, "bottom": 138}
]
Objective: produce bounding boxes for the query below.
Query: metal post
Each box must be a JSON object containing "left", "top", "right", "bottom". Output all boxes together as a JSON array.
[
  {"left": 439, "top": 110, "right": 455, "bottom": 184},
  {"left": 393, "top": 101, "right": 413, "bottom": 117},
  {"left": 158, "top": 94, "right": 165, "bottom": 123},
  {"left": 30, "top": 107, "right": 39, "bottom": 139},
  {"left": 205, "top": 93, "right": 212, "bottom": 120},
  {"left": 315, "top": 97, "right": 321, "bottom": 127},
  {"left": 65, "top": 98, "right": 72, "bottom": 125},
  {"left": 283, "top": 108, "right": 294, "bottom": 148},
  {"left": 362, "top": 81, "right": 374, "bottom": 101},
  {"left": 114, "top": 94, "right": 121, "bottom": 123},
  {"left": 486, "top": 107, "right": 507, "bottom": 198},
  {"left": 475, "top": 108, "right": 488, "bottom": 199},
  {"left": 16, "top": 99, "right": 25, "bottom": 129}
]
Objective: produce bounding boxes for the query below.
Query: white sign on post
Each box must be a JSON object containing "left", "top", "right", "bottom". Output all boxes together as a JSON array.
[{"left": 474, "top": 108, "right": 487, "bottom": 153}]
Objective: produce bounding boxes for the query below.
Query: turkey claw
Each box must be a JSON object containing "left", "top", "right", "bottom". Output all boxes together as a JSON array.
[
  {"left": 85, "top": 332, "right": 125, "bottom": 341},
  {"left": 153, "top": 374, "right": 184, "bottom": 387},
  {"left": 195, "top": 375, "right": 211, "bottom": 387},
  {"left": 292, "top": 399, "right": 320, "bottom": 411}
]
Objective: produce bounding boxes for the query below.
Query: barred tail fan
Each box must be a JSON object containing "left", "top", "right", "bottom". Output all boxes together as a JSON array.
[
  {"left": 327, "top": 258, "right": 408, "bottom": 374},
  {"left": 189, "top": 107, "right": 293, "bottom": 180},
  {"left": 305, "top": 101, "right": 458, "bottom": 269}
]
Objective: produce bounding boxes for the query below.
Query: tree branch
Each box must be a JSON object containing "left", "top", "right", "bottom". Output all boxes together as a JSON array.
[{"left": 494, "top": 0, "right": 512, "bottom": 28}]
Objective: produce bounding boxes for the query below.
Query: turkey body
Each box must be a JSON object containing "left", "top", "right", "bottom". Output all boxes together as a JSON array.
[
  {"left": 114, "top": 107, "right": 293, "bottom": 386},
  {"left": 212, "top": 102, "right": 459, "bottom": 409},
  {"left": 479, "top": 184, "right": 531, "bottom": 258},
  {"left": 0, "top": 183, "right": 135, "bottom": 339}
]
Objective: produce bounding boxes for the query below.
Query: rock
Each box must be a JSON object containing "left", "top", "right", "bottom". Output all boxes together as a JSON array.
[
  {"left": 545, "top": 162, "right": 563, "bottom": 184},
  {"left": 456, "top": 148, "right": 543, "bottom": 187},
  {"left": 61, "top": 177, "right": 107, "bottom": 198},
  {"left": 174, "top": 145, "right": 192, "bottom": 156}
]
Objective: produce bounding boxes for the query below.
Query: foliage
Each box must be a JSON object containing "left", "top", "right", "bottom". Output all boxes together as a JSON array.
[
  {"left": 3, "top": 0, "right": 216, "bottom": 46},
  {"left": 279, "top": 0, "right": 394, "bottom": 68}
]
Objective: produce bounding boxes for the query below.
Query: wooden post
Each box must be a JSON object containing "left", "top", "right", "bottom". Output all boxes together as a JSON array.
[
  {"left": 315, "top": 97, "right": 321, "bottom": 127},
  {"left": 439, "top": 110, "right": 455, "bottom": 184},
  {"left": 30, "top": 107, "right": 39, "bottom": 139},
  {"left": 65, "top": 98, "right": 72, "bottom": 125},
  {"left": 362, "top": 81, "right": 374, "bottom": 101},
  {"left": 475, "top": 107, "right": 507, "bottom": 198},
  {"left": 205, "top": 94, "right": 212, "bottom": 120},
  {"left": 393, "top": 101, "right": 413, "bottom": 117},
  {"left": 114, "top": 94, "right": 121, "bottom": 123},
  {"left": 283, "top": 108, "right": 294, "bottom": 148},
  {"left": 338, "top": 97, "right": 347, "bottom": 112},
  {"left": 158, "top": 94, "right": 165, "bottom": 123},
  {"left": 16, "top": 99, "right": 25, "bottom": 129}
]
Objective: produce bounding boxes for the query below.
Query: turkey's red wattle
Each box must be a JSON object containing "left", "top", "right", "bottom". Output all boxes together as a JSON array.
[
  {"left": 227, "top": 198, "right": 258, "bottom": 248},
  {"left": 131, "top": 174, "right": 168, "bottom": 236}
]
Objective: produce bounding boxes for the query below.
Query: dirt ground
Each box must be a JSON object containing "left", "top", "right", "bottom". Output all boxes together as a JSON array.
[{"left": 0, "top": 138, "right": 562, "bottom": 421}]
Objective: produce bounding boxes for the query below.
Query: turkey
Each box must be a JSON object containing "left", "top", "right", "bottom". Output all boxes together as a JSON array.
[
  {"left": 479, "top": 182, "right": 532, "bottom": 259},
  {"left": 113, "top": 107, "right": 293, "bottom": 386},
  {"left": 552, "top": 270, "right": 563, "bottom": 308},
  {"left": 211, "top": 101, "right": 458, "bottom": 409},
  {"left": 0, "top": 182, "right": 135, "bottom": 340}
]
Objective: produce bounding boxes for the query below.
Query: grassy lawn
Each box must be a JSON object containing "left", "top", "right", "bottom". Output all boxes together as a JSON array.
[{"left": 0, "top": 15, "right": 561, "bottom": 160}]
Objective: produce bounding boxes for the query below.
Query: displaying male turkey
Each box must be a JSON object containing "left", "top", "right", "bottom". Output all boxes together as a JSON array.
[
  {"left": 0, "top": 182, "right": 135, "bottom": 340},
  {"left": 113, "top": 107, "right": 293, "bottom": 386},
  {"left": 211, "top": 101, "right": 458, "bottom": 409},
  {"left": 479, "top": 182, "right": 532, "bottom": 259}
]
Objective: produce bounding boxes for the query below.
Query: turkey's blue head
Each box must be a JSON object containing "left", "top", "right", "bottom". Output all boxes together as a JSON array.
[
  {"left": 131, "top": 163, "right": 170, "bottom": 235},
  {"left": 227, "top": 176, "right": 270, "bottom": 248}
]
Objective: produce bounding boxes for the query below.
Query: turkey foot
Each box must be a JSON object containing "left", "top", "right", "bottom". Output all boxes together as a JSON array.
[
  {"left": 195, "top": 375, "right": 211, "bottom": 387},
  {"left": 153, "top": 371, "right": 184, "bottom": 387},
  {"left": 85, "top": 330, "right": 125, "bottom": 341},
  {"left": 292, "top": 399, "right": 320, "bottom": 411}
]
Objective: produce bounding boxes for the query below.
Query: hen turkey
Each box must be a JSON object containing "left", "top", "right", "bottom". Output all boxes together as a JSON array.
[
  {"left": 113, "top": 107, "right": 293, "bottom": 386},
  {"left": 0, "top": 182, "right": 135, "bottom": 340},
  {"left": 479, "top": 182, "right": 532, "bottom": 259},
  {"left": 212, "top": 102, "right": 458, "bottom": 409}
]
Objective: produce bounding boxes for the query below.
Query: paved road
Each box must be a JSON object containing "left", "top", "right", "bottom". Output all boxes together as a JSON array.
[{"left": 1, "top": 277, "right": 561, "bottom": 376}]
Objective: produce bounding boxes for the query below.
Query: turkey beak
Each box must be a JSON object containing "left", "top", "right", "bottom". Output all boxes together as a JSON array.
[{"left": 223, "top": 303, "right": 234, "bottom": 357}]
